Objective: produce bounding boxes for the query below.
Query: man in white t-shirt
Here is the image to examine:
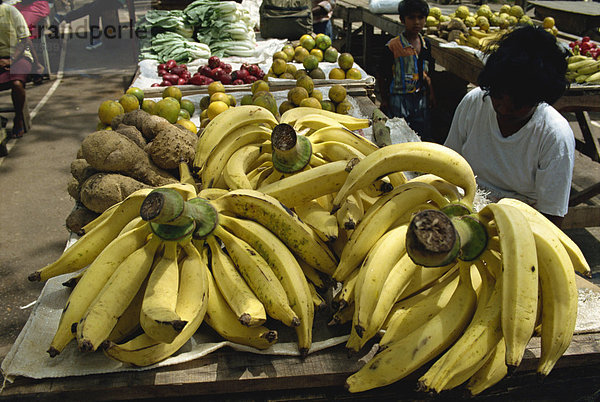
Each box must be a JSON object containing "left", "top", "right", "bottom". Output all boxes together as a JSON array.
[{"left": 444, "top": 26, "right": 574, "bottom": 228}]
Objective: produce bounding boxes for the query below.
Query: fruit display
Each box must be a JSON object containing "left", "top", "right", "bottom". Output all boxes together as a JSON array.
[
  {"left": 27, "top": 95, "right": 589, "bottom": 395},
  {"left": 569, "top": 36, "right": 600, "bottom": 60},
  {"left": 428, "top": 4, "right": 559, "bottom": 48},
  {"left": 566, "top": 54, "right": 600, "bottom": 84},
  {"left": 153, "top": 56, "right": 265, "bottom": 87}
]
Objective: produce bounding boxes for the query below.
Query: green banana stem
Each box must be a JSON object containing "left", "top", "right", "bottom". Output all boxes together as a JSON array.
[
  {"left": 451, "top": 214, "right": 488, "bottom": 261},
  {"left": 441, "top": 202, "right": 473, "bottom": 218},
  {"left": 140, "top": 188, "right": 189, "bottom": 226},
  {"left": 406, "top": 209, "right": 461, "bottom": 267},
  {"left": 406, "top": 209, "right": 488, "bottom": 267},
  {"left": 150, "top": 221, "right": 196, "bottom": 241},
  {"left": 187, "top": 198, "right": 219, "bottom": 239},
  {"left": 271, "top": 123, "right": 313, "bottom": 173}
]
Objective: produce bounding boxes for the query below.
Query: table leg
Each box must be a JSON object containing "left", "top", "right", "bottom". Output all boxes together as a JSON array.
[{"left": 575, "top": 110, "right": 600, "bottom": 163}]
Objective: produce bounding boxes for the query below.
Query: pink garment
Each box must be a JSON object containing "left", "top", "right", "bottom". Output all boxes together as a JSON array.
[
  {"left": 15, "top": 1, "right": 50, "bottom": 39},
  {"left": 0, "top": 57, "right": 32, "bottom": 84}
]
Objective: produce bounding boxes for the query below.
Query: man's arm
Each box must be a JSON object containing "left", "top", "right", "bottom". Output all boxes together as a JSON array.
[{"left": 543, "top": 213, "right": 564, "bottom": 229}]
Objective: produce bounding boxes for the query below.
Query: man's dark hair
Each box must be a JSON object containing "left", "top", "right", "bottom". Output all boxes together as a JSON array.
[
  {"left": 398, "top": 0, "right": 429, "bottom": 20},
  {"left": 479, "top": 25, "right": 569, "bottom": 107}
]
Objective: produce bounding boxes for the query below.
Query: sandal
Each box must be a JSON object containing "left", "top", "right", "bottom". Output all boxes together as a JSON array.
[{"left": 10, "top": 118, "right": 25, "bottom": 138}]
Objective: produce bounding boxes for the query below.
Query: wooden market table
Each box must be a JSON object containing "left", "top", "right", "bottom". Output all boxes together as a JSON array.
[
  {"left": 1, "top": 275, "right": 599, "bottom": 401},
  {"left": 528, "top": 1, "right": 600, "bottom": 38}
]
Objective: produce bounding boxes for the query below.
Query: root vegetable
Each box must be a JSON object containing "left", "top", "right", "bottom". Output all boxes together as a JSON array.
[
  {"left": 67, "top": 177, "right": 81, "bottom": 201},
  {"left": 141, "top": 114, "right": 170, "bottom": 140},
  {"left": 65, "top": 203, "right": 99, "bottom": 235},
  {"left": 112, "top": 109, "right": 149, "bottom": 131},
  {"left": 116, "top": 124, "right": 147, "bottom": 149},
  {"left": 145, "top": 124, "right": 198, "bottom": 170},
  {"left": 79, "top": 172, "right": 150, "bottom": 213},
  {"left": 71, "top": 159, "right": 97, "bottom": 183},
  {"left": 81, "top": 130, "right": 177, "bottom": 186}
]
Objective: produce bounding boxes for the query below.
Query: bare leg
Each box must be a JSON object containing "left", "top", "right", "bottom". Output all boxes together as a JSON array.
[{"left": 11, "top": 80, "right": 26, "bottom": 135}]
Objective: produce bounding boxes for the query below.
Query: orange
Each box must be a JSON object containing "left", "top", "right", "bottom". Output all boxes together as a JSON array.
[
  {"left": 119, "top": 94, "right": 140, "bottom": 113},
  {"left": 207, "top": 81, "right": 226, "bottom": 96},
  {"left": 126, "top": 87, "right": 144, "bottom": 105},
  {"left": 98, "top": 100, "right": 124, "bottom": 125},
  {"left": 329, "top": 67, "right": 346, "bottom": 80},
  {"left": 177, "top": 118, "right": 198, "bottom": 134},
  {"left": 207, "top": 101, "right": 229, "bottom": 120},
  {"left": 162, "top": 86, "right": 182, "bottom": 102},
  {"left": 210, "top": 92, "right": 230, "bottom": 106}
]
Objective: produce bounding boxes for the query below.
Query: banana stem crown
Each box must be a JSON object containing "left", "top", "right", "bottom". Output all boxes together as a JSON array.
[
  {"left": 271, "top": 123, "right": 312, "bottom": 173},
  {"left": 406, "top": 209, "right": 460, "bottom": 267},
  {"left": 451, "top": 215, "right": 488, "bottom": 261},
  {"left": 187, "top": 198, "right": 219, "bottom": 239},
  {"left": 140, "top": 188, "right": 188, "bottom": 226}
]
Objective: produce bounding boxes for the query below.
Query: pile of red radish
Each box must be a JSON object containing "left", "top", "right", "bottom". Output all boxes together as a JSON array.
[{"left": 152, "top": 56, "right": 266, "bottom": 87}]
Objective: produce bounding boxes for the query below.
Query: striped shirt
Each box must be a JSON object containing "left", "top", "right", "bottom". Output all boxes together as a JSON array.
[{"left": 386, "top": 32, "right": 432, "bottom": 95}]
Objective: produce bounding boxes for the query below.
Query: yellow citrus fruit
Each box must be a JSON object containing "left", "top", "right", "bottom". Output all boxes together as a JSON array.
[
  {"left": 156, "top": 98, "right": 181, "bottom": 124},
  {"left": 320, "top": 100, "right": 336, "bottom": 112},
  {"left": 251, "top": 79, "right": 270, "bottom": 94},
  {"left": 282, "top": 44, "right": 295, "bottom": 60},
  {"left": 199, "top": 95, "right": 211, "bottom": 111},
  {"left": 98, "top": 100, "right": 124, "bottom": 125},
  {"left": 162, "top": 86, "right": 182, "bottom": 102},
  {"left": 207, "top": 101, "right": 229, "bottom": 120},
  {"left": 294, "top": 46, "right": 310, "bottom": 63},
  {"left": 200, "top": 109, "right": 208, "bottom": 120},
  {"left": 336, "top": 99, "right": 352, "bottom": 115},
  {"left": 210, "top": 92, "right": 230, "bottom": 106},
  {"left": 119, "top": 93, "right": 139, "bottom": 113},
  {"left": 299, "top": 97, "right": 322, "bottom": 109},
  {"left": 207, "top": 81, "right": 226, "bottom": 96},
  {"left": 543, "top": 16, "right": 555, "bottom": 29},
  {"left": 176, "top": 118, "right": 198, "bottom": 134},
  {"left": 311, "top": 89, "right": 323, "bottom": 102},
  {"left": 141, "top": 99, "right": 157, "bottom": 115},
  {"left": 299, "top": 34, "right": 313, "bottom": 43},
  {"left": 301, "top": 36, "right": 316, "bottom": 51},
  {"left": 272, "top": 58, "right": 287, "bottom": 75},
  {"left": 96, "top": 121, "right": 110, "bottom": 130},
  {"left": 303, "top": 54, "right": 319, "bottom": 71},
  {"left": 279, "top": 100, "right": 295, "bottom": 115},
  {"left": 310, "top": 48, "right": 324, "bottom": 62},
  {"left": 180, "top": 99, "right": 195, "bottom": 117},
  {"left": 286, "top": 63, "right": 297, "bottom": 75},
  {"left": 329, "top": 67, "right": 346, "bottom": 80},
  {"left": 178, "top": 108, "right": 191, "bottom": 120},
  {"left": 126, "top": 87, "right": 144, "bottom": 105},
  {"left": 345, "top": 68, "right": 362, "bottom": 80},
  {"left": 315, "top": 34, "right": 331, "bottom": 51},
  {"left": 200, "top": 117, "right": 210, "bottom": 129},
  {"left": 273, "top": 51, "right": 289, "bottom": 62},
  {"left": 328, "top": 84, "right": 347, "bottom": 103},
  {"left": 228, "top": 94, "right": 237, "bottom": 107},
  {"left": 338, "top": 52, "right": 354, "bottom": 71},
  {"left": 288, "top": 86, "right": 309, "bottom": 106}
]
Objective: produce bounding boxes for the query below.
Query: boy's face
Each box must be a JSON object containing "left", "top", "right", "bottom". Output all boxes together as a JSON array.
[{"left": 402, "top": 12, "right": 426, "bottom": 35}]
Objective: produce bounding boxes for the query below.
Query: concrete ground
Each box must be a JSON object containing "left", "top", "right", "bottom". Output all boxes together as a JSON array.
[{"left": 0, "top": 0, "right": 599, "bottom": 387}]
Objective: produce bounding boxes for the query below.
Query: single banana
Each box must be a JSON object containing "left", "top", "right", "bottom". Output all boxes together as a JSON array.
[
  {"left": 210, "top": 189, "right": 338, "bottom": 275},
  {"left": 159, "top": 182, "right": 198, "bottom": 201},
  {"left": 308, "top": 281, "right": 327, "bottom": 311},
  {"left": 332, "top": 142, "right": 477, "bottom": 212},
  {"left": 178, "top": 161, "right": 197, "bottom": 190},
  {"left": 201, "top": 125, "right": 271, "bottom": 188},
  {"left": 249, "top": 165, "right": 274, "bottom": 190},
  {"left": 335, "top": 192, "right": 364, "bottom": 231},
  {"left": 293, "top": 113, "right": 345, "bottom": 132},
  {"left": 258, "top": 159, "right": 352, "bottom": 208},
  {"left": 307, "top": 126, "right": 378, "bottom": 157},
  {"left": 312, "top": 141, "right": 366, "bottom": 163},
  {"left": 202, "top": 262, "right": 278, "bottom": 350},
  {"left": 223, "top": 144, "right": 269, "bottom": 190},
  {"left": 80, "top": 202, "right": 120, "bottom": 234},
  {"left": 394, "top": 262, "right": 459, "bottom": 302},
  {"left": 76, "top": 235, "right": 162, "bottom": 352},
  {"left": 140, "top": 241, "right": 186, "bottom": 343},
  {"left": 465, "top": 337, "right": 508, "bottom": 396},
  {"left": 345, "top": 262, "right": 477, "bottom": 393},
  {"left": 419, "top": 262, "right": 502, "bottom": 392},
  {"left": 333, "top": 182, "right": 448, "bottom": 281},
  {"left": 214, "top": 225, "right": 299, "bottom": 327},
  {"left": 497, "top": 198, "right": 591, "bottom": 277},
  {"left": 281, "top": 107, "right": 371, "bottom": 130},
  {"left": 29, "top": 188, "right": 153, "bottom": 282},
  {"left": 334, "top": 267, "right": 360, "bottom": 309},
  {"left": 194, "top": 105, "right": 278, "bottom": 172},
  {"left": 380, "top": 266, "right": 460, "bottom": 344},
  {"left": 206, "top": 235, "right": 267, "bottom": 327},
  {"left": 298, "top": 257, "right": 328, "bottom": 289},
  {"left": 47, "top": 223, "right": 152, "bottom": 357},
  {"left": 357, "top": 253, "right": 419, "bottom": 349},
  {"left": 117, "top": 215, "right": 145, "bottom": 237},
  {"left": 330, "top": 302, "right": 355, "bottom": 326},
  {"left": 409, "top": 174, "right": 462, "bottom": 203},
  {"left": 479, "top": 203, "right": 538, "bottom": 369},
  {"left": 107, "top": 277, "right": 146, "bottom": 343},
  {"left": 218, "top": 214, "right": 314, "bottom": 354},
  {"left": 198, "top": 188, "right": 228, "bottom": 200},
  {"left": 354, "top": 225, "right": 408, "bottom": 339},
  {"left": 529, "top": 220, "right": 578, "bottom": 378},
  {"left": 104, "top": 242, "right": 209, "bottom": 366},
  {"left": 295, "top": 199, "right": 339, "bottom": 242}
]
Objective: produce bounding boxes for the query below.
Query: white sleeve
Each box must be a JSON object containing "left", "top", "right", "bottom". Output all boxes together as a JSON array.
[
  {"left": 9, "top": 6, "right": 31, "bottom": 39},
  {"left": 533, "top": 126, "right": 575, "bottom": 217}
]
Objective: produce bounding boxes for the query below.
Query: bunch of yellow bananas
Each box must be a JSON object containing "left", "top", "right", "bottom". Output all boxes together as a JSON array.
[
  {"left": 29, "top": 182, "right": 341, "bottom": 364},
  {"left": 565, "top": 55, "right": 600, "bottom": 84},
  {"left": 342, "top": 195, "right": 589, "bottom": 395},
  {"left": 455, "top": 28, "right": 506, "bottom": 51}
]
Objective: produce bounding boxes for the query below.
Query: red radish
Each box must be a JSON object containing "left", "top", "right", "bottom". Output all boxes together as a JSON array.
[
  {"left": 151, "top": 83, "right": 161, "bottom": 87},
  {"left": 157, "top": 69, "right": 168, "bottom": 77},
  {"left": 220, "top": 73, "right": 233, "bottom": 84},
  {"left": 244, "top": 75, "right": 258, "bottom": 84},
  {"left": 161, "top": 80, "right": 172, "bottom": 86},
  {"left": 198, "top": 65, "right": 212, "bottom": 77},
  {"left": 234, "top": 69, "right": 249, "bottom": 81},
  {"left": 211, "top": 67, "right": 224, "bottom": 79},
  {"left": 157, "top": 63, "right": 167, "bottom": 71},
  {"left": 233, "top": 79, "right": 244, "bottom": 85},
  {"left": 208, "top": 56, "right": 221, "bottom": 69},
  {"left": 171, "top": 66, "right": 187, "bottom": 76},
  {"left": 177, "top": 77, "right": 188, "bottom": 85},
  {"left": 220, "top": 62, "right": 232, "bottom": 73},
  {"left": 188, "top": 75, "right": 205, "bottom": 85},
  {"left": 166, "top": 59, "right": 177, "bottom": 70}
]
